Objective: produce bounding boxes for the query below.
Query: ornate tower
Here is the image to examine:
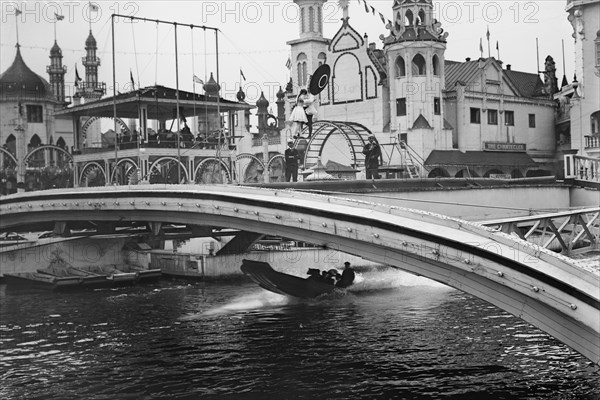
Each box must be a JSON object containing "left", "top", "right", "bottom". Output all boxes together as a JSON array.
[
  {"left": 382, "top": 0, "right": 449, "bottom": 155},
  {"left": 47, "top": 41, "right": 67, "bottom": 103},
  {"left": 81, "top": 30, "right": 105, "bottom": 99},
  {"left": 286, "top": 0, "right": 329, "bottom": 92}
]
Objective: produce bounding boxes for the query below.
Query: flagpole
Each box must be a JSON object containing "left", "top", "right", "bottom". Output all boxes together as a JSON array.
[
  {"left": 111, "top": 15, "right": 118, "bottom": 184},
  {"left": 487, "top": 26, "right": 491, "bottom": 58},
  {"left": 497, "top": 41, "right": 500, "bottom": 61},
  {"left": 174, "top": 22, "right": 181, "bottom": 183},
  {"left": 15, "top": 11, "right": 20, "bottom": 45}
]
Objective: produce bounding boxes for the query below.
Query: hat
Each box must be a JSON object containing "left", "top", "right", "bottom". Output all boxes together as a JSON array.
[
  {"left": 368, "top": 134, "right": 375, "bottom": 139},
  {"left": 344, "top": 261, "right": 351, "bottom": 266}
]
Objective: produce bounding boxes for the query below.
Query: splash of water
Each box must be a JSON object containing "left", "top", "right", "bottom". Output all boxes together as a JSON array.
[{"left": 183, "top": 290, "right": 291, "bottom": 319}]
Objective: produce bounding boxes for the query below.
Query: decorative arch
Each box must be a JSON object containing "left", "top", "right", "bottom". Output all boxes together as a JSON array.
[
  {"left": 433, "top": 54, "right": 440, "bottom": 76},
  {"left": 80, "top": 162, "right": 107, "bottom": 187},
  {"left": 5, "top": 134, "right": 16, "bottom": 156},
  {"left": 395, "top": 55, "right": 406, "bottom": 77},
  {"left": 24, "top": 145, "right": 73, "bottom": 170},
  {"left": 149, "top": 157, "right": 189, "bottom": 184},
  {"left": 111, "top": 158, "right": 139, "bottom": 185},
  {"left": 56, "top": 137, "right": 66, "bottom": 148},
  {"left": 428, "top": 168, "right": 450, "bottom": 178},
  {"left": 195, "top": 158, "right": 231, "bottom": 184},
  {"left": 332, "top": 52, "right": 363, "bottom": 103},
  {"left": 455, "top": 168, "right": 480, "bottom": 178},
  {"left": 295, "top": 120, "right": 371, "bottom": 168},
  {"left": 412, "top": 54, "right": 426, "bottom": 75},
  {"left": 80, "top": 116, "right": 130, "bottom": 147},
  {"left": 236, "top": 153, "right": 266, "bottom": 183},
  {"left": 266, "top": 154, "right": 285, "bottom": 183}
]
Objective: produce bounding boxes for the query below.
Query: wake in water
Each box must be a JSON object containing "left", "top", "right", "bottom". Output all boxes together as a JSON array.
[
  {"left": 348, "top": 266, "right": 450, "bottom": 293},
  {"left": 182, "top": 290, "right": 292, "bottom": 319}
]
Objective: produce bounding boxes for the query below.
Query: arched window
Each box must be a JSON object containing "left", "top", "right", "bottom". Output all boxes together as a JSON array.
[
  {"left": 432, "top": 55, "right": 440, "bottom": 76},
  {"left": 5, "top": 134, "right": 16, "bottom": 156},
  {"left": 405, "top": 10, "right": 413, "bottom": 26},
  {"left": 297, "top": 53, "right": 308, "bottom": 86},
  {"left": 317, "top": 7, "right": 322, "bottom": 33},
  {"left": 309, "top": 7, "right": 315, "bottom": 32},
  {"left": 318, "top": 52, "right": 327, "bottom": 67},
  {"left": 28, "top": 134, "right": 42, "bottom": 149},
  {"left": 301, "top": 8, "right": 305, "bottom": 33},
  {"left": 418, "top": 9, "right": 426, "bottom": 25},
  {"left": 412, "top": 54, "right": 426, "bottom": 75},
  {"left": 56, "top": 137, "right": 66, "bottom": 149},
  {"left": 395, "top": 56, "right": 406, "bottom": 77},
  {"left": 591, "top": 110, "right": 600, "bottom": 135}
]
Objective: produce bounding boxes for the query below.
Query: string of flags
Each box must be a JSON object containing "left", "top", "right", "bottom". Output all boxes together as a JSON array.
[{"left": 355, "top": 0, "right": 392, "bottom": 28}]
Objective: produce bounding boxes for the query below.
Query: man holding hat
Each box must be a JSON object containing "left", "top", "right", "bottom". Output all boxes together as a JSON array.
[
  {"left": 362, "top": 134, "right": 382, "bottom": 179},
  {"left": 285, "top": 140, "right": 299, "bottom": 182}
]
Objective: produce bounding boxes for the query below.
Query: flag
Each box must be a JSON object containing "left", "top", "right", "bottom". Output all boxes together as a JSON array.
[
  {"left": 370, "top": 5, "right": 375, "bottom": 14},
  {"left": 285, "top": 57, "right": 291, "bottom": 70},
  {"left": 75, "top": 65, "right": 82, "bottom": 86},
  {"left": 496, "top": 41, "right": 499, "bottom": 50},
  {"left": 379, "top": 12, "right": 386, "bottom": 24},
  {"left": 130, "top": 69, "right": 135, "bottom": 90},
  {"left": 240, "top": 69, "right": 246, "bottom": 81},
  {"left": 193, "top": 75, "right": 204, "bottom": 85},
  {"left": 89, "top": 2, "right": 99, "bottom": 12},
  {"left": 55, "top": 13, "right": 64, "bottom": 21},
  {"left": 15, "top": 8, "right": 22, "bottom": 15},
  {"left": 363, "top": 0, "right": 369, "bottom": 13},
  {"left": 479, "top": 38, "right": 483, "bottom": 53},
  {"left": 486, "top": 26, "right": 490, "bottom": 41}
]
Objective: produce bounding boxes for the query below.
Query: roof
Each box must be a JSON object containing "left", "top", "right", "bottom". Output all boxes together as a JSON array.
[
  {"left": 0, "top": 46, "right": 53, "bottom": 100},
  {"left": 444, "top": 58, "right": 545, "bottom": 98},
  {"left": 444, "top": 59, "right": 481, "bottom": 90},
  {"left": 503, "top": 70, "right": 544, "bottom": 97},
  {"left": 425, "top": 150, "right": 537, "bottom": 167},
  {"left": 412, "top": 114, "right": 432, "bottom": 129},
  {"left": 54, "top": 85, "right": 254, "bottom": 119}
]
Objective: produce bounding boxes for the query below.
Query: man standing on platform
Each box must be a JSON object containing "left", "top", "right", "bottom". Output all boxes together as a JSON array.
[
  {"left": 363, "top": 135, "right": 382, "bottom": 179},
  {"left": 285, "top": 140, "right": 299, "bottom": 182}
]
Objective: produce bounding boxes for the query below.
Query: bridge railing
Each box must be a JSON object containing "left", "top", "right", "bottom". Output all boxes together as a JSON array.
[{"left": 482, "top": 207, "right": 600, "bottom": 255}]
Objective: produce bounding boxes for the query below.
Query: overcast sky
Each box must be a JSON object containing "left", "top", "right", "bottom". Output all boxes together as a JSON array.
[{"left": 1, "top": 1, "right": 575, "bottom": 105}]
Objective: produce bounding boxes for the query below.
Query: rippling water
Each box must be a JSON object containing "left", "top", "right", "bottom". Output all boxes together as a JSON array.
[{"left": 0, "top": 267, "right": 598, "bottom": 399}]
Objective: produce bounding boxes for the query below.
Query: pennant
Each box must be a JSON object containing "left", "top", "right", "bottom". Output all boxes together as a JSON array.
[
  {"left": 15, "top": 8, "right": 22, "bottom": 15},
  {"left": 240, "top": 69, "right": 246, "bottom": 81},
  {"left": 486, "top": 26, "right": 490, "bottom": 41},
  {"left": 363, "top": 0, "right": 369, "bottom": 14},
  {"left": 479, "top": 38, "right": 483, "bottom": 54},
  {"left": 370, "top": 5, "right": 375, "bottom": 14},
  {"left": 193, "top": 75, "right": 204, "bottom": 84},
  {"left": 285, "top": 57, "right": 292, "bottom": 70},
  {"left": 89, "top": 2, "right": 99, "bottom": 12},
  {"left": 55, "top": 13, "right": 64, "bottom": 21},
  {"left": 130, "top": 69, "right": 135, "bottom": 90},
  {"left": 379, "top": 12, "right": 386, "bottom": 24},
  {"left": 75, "top": 66, "right": 82, "bottom": 87},
  {"left": 496, "top": 41, "right": 499, "bottom": 50}
]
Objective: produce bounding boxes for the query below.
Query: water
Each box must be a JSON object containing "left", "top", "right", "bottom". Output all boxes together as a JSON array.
[{"left": 0, "top": 267, "right": 598, "bottom": 399}]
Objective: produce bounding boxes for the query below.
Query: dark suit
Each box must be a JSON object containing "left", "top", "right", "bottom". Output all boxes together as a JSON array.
[{"left": 285, "top": 147, "right": 299, "bottom": 182}]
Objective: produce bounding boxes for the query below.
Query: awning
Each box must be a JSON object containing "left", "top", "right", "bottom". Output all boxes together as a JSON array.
[{"left": 425, "top": 150, "right": 537, "bottom": 167}]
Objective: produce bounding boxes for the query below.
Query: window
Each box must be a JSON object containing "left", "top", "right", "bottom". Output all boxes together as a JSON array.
[
  {"left": 591, "top": 111, "right": 599, "bottom": 135},
  {"left": 412, "top": 54, "right": 426, "bottom": 75},
  {"left": 309, "top": 7, "right": 315, "bottom": 32},
  {"left": 301, "top": 8, "right": 305, "bottom": 33},
  {"left": 26, "top": 105, "right": 43, "bottom": 123},
  {"left": 488, "top": 109, "right": 498, "bottom": 125},
  {"left": 395, "top": 56, "right": 406, "bottom": 77},
  {"left": 505, "top": 110, "right": 514, "bottom": 126},
  {"left": 434, "top": 98, "right": 441, "bottom": 115},
  {"left": 432, "top": 55, "right": 440, "bottom": 76},
  {"left": 529, "top": 113, "right": 536, "bottom": 128},
  {"left": 470, "top": 108, "right": 481, "bottom": 124},
  {"left": 396, "top": 98, "right": 407, "bottom": 116}
]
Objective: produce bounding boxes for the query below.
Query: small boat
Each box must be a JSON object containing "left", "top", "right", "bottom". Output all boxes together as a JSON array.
[
  {"left": 3, "top": 272, "right": 82, "bottom": 291},
  {"left": 240, "top": 259, "right": 340, "bottom": 299}
]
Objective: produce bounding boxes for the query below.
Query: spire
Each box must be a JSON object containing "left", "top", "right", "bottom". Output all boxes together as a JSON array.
[{"left": 47, "top": 40, "right": 67, "bottom": 103}]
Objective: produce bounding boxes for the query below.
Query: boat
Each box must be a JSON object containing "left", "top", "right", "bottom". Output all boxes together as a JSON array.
[
  {"left": 240, "top": 259, "right": 341, "bottom": 299},
  {"left": 3, "top": 272, "right": 83, "bottom": 291}
]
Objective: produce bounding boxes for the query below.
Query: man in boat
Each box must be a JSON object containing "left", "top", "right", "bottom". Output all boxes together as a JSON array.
[
  {"left": 306, "top": 268, "right": 321, "bottom": 281},
  {"left": 336, "top": 262, "right": 355, "bottom": 288}
]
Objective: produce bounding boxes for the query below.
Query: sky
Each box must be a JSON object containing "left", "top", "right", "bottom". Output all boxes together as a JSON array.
[{"left": 0, "top": 0, "right": 576, "bottom": 107}]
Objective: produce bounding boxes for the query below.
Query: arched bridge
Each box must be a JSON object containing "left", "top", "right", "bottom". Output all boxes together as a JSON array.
[{"left": 0, "top": 185, "right": 598, "bottom": 365}]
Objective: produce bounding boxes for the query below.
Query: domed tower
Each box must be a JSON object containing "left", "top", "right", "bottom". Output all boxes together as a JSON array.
[
  {"left": 256, "top": 92, "right": 270, "bottom": 131},
  {"left": 286, "top": 0, "right": 329, "bottom": 92},
  {"left": 47, "top": 41, "right": 67, "bottom": 103},
  {"left": 382, "top": 0, "right": 451, "bottom": 159},
  {"left": 82, "top": 30, "right": 104, "bottom": 99}
]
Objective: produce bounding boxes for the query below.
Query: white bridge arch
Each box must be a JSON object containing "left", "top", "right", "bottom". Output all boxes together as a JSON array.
[{"left": 0, "top": 185, "right": 598, "bottom": 365}]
